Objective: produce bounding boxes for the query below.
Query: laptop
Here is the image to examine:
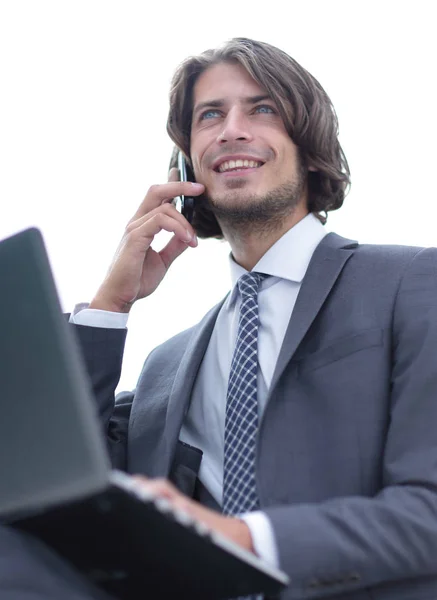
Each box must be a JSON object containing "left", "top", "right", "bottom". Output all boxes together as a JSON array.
[{"left": 0, "top": 228, "right": 289, "bottom": 600}]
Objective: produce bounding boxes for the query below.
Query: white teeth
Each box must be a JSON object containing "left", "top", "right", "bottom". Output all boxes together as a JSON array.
[{"left": 218, "top": 159, "right": 262, "bottom": 173}]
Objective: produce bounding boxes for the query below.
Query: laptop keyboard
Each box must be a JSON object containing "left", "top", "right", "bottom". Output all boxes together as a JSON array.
[{"left": 110, "top": 470, "right": 213, "bottom": 538}]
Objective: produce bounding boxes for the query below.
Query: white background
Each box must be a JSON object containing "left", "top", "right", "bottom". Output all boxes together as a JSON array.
[{"left": 1, "top": 0, "right": 436, "bottom": 391}]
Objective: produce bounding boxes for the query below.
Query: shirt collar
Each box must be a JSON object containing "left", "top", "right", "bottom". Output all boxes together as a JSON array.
[{"left": 227, "top": 213, "right": 328, "bottom": 306}]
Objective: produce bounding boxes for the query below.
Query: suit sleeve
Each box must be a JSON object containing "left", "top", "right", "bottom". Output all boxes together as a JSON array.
[
  {"left": 70, "top": 322, "right": 132, "bottom": 470},
  {"left": 263, "top": 247, "right": 437, "bottom": 598}
]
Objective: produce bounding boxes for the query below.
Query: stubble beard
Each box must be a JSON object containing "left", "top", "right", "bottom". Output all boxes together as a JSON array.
[{"left": 203, "top": 166, "right": 307, "bottom": 238}]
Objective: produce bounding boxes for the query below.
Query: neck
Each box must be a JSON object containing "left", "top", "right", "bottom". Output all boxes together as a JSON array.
[{"left": 223, "top": 204, "right": 309, "bottom": 271}]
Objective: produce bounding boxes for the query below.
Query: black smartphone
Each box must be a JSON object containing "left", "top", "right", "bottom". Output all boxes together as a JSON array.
[{"left": 174, "top": 152, "right": 196, "bottom": 224}]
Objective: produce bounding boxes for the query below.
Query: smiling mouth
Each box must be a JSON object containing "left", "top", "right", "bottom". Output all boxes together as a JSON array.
[{"left": 215, "top": 159, "right": 264, "bottom": 173}]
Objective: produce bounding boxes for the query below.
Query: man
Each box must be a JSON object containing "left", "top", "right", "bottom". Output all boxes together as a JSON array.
[{"left": 3, "top": 37, "right": 437, "bottom": 600}]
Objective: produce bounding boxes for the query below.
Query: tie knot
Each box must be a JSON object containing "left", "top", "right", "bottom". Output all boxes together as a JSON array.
[{"left": 237, "top": 272, "right": 268, "bottom": 299}]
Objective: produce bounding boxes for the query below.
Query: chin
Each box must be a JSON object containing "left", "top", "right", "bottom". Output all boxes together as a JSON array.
[
  {"left": 209, "top": 191, "right": 261, "bottom": 210},
  {"left": 212, "top": 180, "right": 260, "bottom": 200}
]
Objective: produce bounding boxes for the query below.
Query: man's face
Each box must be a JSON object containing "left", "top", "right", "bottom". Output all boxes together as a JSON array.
[{"left": 190, "top": 62, "right": 306, "bottom": 213}]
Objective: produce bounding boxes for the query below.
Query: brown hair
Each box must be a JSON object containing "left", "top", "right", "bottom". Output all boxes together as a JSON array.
[{"left": 167, "top": 37, "right": 350, "bottom": 238}]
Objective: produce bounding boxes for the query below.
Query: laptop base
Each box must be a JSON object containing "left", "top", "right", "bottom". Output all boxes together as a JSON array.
[{"left": 12, "top": 484, "right": 282, "bottom": 600}]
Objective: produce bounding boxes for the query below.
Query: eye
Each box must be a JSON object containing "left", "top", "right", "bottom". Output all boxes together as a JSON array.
[
  {"left": 255, "top": 105, "right": 275, "bottom": 114},
  {"left": 199, "top": 109, "right": 221, "bottom": 121}
]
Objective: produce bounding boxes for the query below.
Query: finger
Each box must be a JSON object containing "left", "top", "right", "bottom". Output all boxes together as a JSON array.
[
  {"left": 159, "top": 236, "right": 191, "bottom": 269},
  {"left": 131, "top": 181, "right": 204, "bottom": 222},
  {"left": 132, "top": 475, "right": 149, "bottom": 483},
  {"left": 135, "top": 212, "right": 195, "bottom": 246},
  {"left": 132, "top": 477, "right": 180, "bottom": 500},
  {"left": 168, "top": 167, "right": 179, "bottom": 183},
  {"left": 128, "top": 202, "right": 196, "bottom": 242},
  {"left": 129, "top": 201, "right": 189, "bottom": 228}
]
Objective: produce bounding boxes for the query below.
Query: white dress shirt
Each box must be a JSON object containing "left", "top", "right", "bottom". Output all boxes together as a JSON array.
[{"left": 71, "top": 213, "right": 327, "bottom": 568}]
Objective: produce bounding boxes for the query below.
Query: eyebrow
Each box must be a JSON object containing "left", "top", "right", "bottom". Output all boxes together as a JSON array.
[{"left": 192, "top": 94, "right": 272, "bottom": 119}]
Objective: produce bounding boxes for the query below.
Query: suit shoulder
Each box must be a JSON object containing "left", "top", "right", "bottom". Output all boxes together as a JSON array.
[
  {"left": 339, "top": 242, "right": 437, "bottom": 287},
  {"left": 144, "top": 325, "right": 196, "bottom": 369},
  {"left": 323, "top": 232, "right": 433, "bottom": 266},
  {"left": 351, "top": 242, "right": 436, "bottom": 268},
  {"left": 355, "top": 242, "right": 426, "bottom": 255}
]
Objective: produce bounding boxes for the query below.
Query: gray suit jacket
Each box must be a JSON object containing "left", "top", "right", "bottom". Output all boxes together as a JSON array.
[{"left": 74, "top": 232, "right": 437, "bottom": 600}]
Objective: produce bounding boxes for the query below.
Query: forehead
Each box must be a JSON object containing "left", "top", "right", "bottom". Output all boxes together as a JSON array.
[{"left": 192, "top": 62, "right": 266, "bottom": 106}]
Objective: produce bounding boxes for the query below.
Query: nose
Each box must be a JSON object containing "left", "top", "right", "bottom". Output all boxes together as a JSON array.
[{"left": 217, "top": 107, "right": 254, "bottom": 145}]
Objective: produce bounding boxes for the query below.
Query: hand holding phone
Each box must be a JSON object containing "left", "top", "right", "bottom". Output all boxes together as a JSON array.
[
  {"left": 89, "top": 160, "right": 203, "bottom": 313},
  {"left": 173, "top": 152, "right": 196, "bottom": 224}
]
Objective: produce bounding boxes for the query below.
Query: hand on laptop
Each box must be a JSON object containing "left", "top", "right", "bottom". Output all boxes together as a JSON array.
[
  {"left": 90, "top": 170, "right": 204, "bottom": 313},
  {"left": 132, "top": 475, "right": 255, "bottom": 554}
]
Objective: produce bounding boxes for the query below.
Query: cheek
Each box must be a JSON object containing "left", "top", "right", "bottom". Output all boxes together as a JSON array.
[
  {"left": 191, "top": 130, "right": 217, "bottom": 171},
  {"left": 191, "top": 156, "right": 208, "bottom": 185},
  {"left": 190, "top": 146, "right": 204, "bottom": 177},
  {"left": 276, "top": 144, "right": 300, "bottom": 171},
  {"left": 189, "top": 150, "right": 203, "bottom": 179}
]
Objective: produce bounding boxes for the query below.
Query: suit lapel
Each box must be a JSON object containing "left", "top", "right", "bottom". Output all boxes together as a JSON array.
[
  {"left": 161, "top": 298, "right": 226, "bottom": 476},
  {"left": 269, "top": 232, "right": 358, "bottom": 393}
]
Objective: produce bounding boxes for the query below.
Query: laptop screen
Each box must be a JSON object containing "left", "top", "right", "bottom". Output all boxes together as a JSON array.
[{"left": 0, "top": 228, "right": 110, "bottom": 520}]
